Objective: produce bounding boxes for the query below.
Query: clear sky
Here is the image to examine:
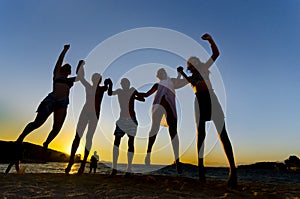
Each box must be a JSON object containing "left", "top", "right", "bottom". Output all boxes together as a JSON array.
[{"left": 0, "top": 0, "right": 299, "bottom": 167}]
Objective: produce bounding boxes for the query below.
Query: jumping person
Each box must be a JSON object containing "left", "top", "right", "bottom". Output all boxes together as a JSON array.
[
  {"left": 141, "top": 68, "right": 186, "bottom": 174},
  {"left": 65, "top": 61, "right": 110, "bottom": 175},
  {"left": 177, "top": 33, "right": 237, "bottom": 187},
  {"left": 106, "top": 78, "right": 145, "bottom": 176},
  {"left": 5, "top": 44, "right": 79, "bottom": 174}
]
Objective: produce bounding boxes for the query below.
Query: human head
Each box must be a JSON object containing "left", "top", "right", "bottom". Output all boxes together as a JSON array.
[
  {"left": 120, "top": 78, "right": 130, "bottom": 89},
  {"left": 91, "top": 73, "right": 102, "bottom": 85},
  {"left": 187, "top": 56, "right": 203, "bottom": 72},
  {"left": 61, "top": 63, "right": 71, "bottom": 76},
  {"left": 156, "top": 68, "right": 167, "bottom": 80}
]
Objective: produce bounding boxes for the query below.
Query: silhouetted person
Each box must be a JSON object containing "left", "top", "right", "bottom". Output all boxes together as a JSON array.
[
  {"left": 107, "top": 78, "right": 145, "bottom": 176},
  {"left": 89, "top": 151, "right": 99, "bottom": 174},
  {"left": 6, "top": 44, "right": 79, "bottom": 174},
  {"left": 65, "top": 61, "right": 110, "bottom": 175},
  {"left": 141, "top": 68, "right": 186, "bottom": 174},
  {"left": 177, "top": 33, "right": 237, "bottom": 188}
]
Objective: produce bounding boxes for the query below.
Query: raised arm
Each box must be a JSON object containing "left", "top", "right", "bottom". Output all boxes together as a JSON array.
[
  {"left": 202, "top": 33, "right": 220, "bottom": 69},
  {"left": 53, "top": 44, "right": 70, "bottom": 76},
  {"left": 68, "top": 60, "right": 84, "bottom": 83},
  {"left": 76, "top": 60, "right": 85, "bottom": 77}
]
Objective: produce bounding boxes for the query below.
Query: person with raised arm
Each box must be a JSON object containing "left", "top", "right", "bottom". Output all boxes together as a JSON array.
[
  {"left": 65, "top": 61, "right": 111, "bottom": 175},
  {"left": 141, "top": 68, "right": 187, "bottom": 174},
  {"left": 5, "top": 44, "right": 80, "bottom": 174},
  {"left": 177, "top": 33, "right": 237, "bottom": 187}
]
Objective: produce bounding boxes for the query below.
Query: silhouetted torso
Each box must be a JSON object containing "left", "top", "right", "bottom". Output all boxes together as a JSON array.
[
  {"left": 190, "top": 71, "right": 211, "bottom": 93},
  {"left": 84, "top": 85, "right": 107, "bottom": 118},
  {"left": 116, "top": 88, "right": 136, "bottom": 119},
  {"left": 53, "top": 75, "right": 74, "bottom": 99}
]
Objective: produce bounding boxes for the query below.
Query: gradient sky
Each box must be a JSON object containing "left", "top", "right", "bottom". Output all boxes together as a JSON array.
[{"left": 1, "top": 0, "right": 300, "bottom": 167}]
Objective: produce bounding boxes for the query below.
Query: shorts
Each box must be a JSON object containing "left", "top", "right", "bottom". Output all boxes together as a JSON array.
[
  {"left": 114, "top": 118, "right": 138, "bottom": 137},
  {"left": 36, "top": 93, "right": 69, "bottom": 117}
]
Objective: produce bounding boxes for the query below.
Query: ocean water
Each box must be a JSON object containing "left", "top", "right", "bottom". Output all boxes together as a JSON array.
[{"left": 1, "top": 162, "right": 300, "bottom": 184}]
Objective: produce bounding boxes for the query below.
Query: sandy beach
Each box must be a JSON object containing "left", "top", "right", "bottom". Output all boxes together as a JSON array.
[{"left": 1, "top": 173, "right": 299, "bottom": 199}]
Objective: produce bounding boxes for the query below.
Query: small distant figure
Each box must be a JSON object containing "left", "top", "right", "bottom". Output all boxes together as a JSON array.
[
  {"left": 140, "top": 68, "right": 187, "bottom": 174},
  {"left": 5, "top": 44, "right": 80, "bottom": 174},
  {"left": 177, "top": 33, "right": 237, "bottom": 188},
  {"left": 106, "top": 78, "right": 145, "bottom": 176},
  {"left": 89, "top": 151, "right": 99, "bottom": 174},
  {"left": 65, "top": 61, "right": 110, "bottom": 175}
]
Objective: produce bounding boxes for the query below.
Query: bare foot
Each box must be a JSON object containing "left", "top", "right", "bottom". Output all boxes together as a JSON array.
[{"left": 227, "top": 170, "right": 238, "bottom": 188}]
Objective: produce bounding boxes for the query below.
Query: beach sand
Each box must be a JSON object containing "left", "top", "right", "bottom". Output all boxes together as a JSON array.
[{"left": 0, "top": 173, "right": 299, "bottom": 199}]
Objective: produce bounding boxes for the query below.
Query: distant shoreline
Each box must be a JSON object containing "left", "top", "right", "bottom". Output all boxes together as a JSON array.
[{"left": 1, "top": 140, "right": 300, "bottom": 171}]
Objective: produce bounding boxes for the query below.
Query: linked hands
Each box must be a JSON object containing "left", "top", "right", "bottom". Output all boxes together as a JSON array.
[
  {"left": 76, "top": 60, "right": 85, "bottom": 79},
  {"left": 177, "top": 66, "right": 184, "bottom": 74},
  {"left": 104, "top": 78, "right": 112, "bottom": 86}
]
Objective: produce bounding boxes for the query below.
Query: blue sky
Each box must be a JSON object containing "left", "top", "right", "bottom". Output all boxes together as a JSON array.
[{"left": 1, "top": 0, "right": 300, "bottom": 166}]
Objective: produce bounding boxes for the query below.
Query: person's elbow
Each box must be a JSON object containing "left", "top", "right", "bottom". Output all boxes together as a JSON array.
[{"left": 214, "top": 50, "right": 220, "bottom": 60}]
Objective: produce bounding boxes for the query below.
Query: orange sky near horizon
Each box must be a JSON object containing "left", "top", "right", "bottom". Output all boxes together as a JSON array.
[{"left": 1, "top": 118, "right": 293, "bottom": 167}]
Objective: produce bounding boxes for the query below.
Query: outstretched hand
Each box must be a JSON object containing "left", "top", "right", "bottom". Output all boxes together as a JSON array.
[{"left": 201, "top": 33, "right": 212, "bottom": 41}]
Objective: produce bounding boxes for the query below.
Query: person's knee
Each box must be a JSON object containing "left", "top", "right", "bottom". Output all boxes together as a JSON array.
[
  {"left": 128, "top": 136, "right": 134, "bottom": 150},
  {"left": 29, "top": 120, "right": 43, "bottom": 130},
  {"left": 219, "top": 129, "right": 229, "bottom": 142},
  {"left": 128, "top": 145, "right": 134, "bottom": 153},
  {"left": 149, "top": 135, "right": 156, "bottom": 143},
  {"left": 168, "top": 125, "right": 178, "bottom": 139},
  {"left": 86, "top": 141, "right": 92, "bottom": 151},
  {"left": 114, "top": 137, "right": 121, "bottom": 146}
]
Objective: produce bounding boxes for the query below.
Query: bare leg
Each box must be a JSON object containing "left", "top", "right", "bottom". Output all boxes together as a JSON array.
[
  {"left": 5, "top": 163, "right": 15, "bottom": 175},
  {"left": 197, "top": 120, "right": 206, "bottom": 182},
  {"left": 16, "top": 111, "right": 49, "bottom": 143},
  {"left": 6, "top": 139, "right": 26, "bottom": 174},
  {"left": 214, "top": 121, "right": 237, "bottom": 188},
  {"left": 111, "top": 136, "right": 121, "bottom": 175},
  {"left": 78, "top": 148, "right": 89, "bottom": 175},
  {"left": 65, "top": 134, "right": 80, "bottom": 174},
  {"left": 78, "top": 116, "right": 98, "bottom": 174},
  {"left": 145, "top": 135, "right": 157, "bottom": 165},
  {"left": 165, "top": 106, "right": 182, "bottom": 174},
  {"left": 145, "top": 107, "right": 163, "bottom": 165},
  {"left": 65, "top": 111, "right": 89, "bottom": 174},
  {"left": 43, "top": 107, "right": 67, "bottom": 150},
  {"left": 127, "top": 135, "right": 135, "bottom": 173}
]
